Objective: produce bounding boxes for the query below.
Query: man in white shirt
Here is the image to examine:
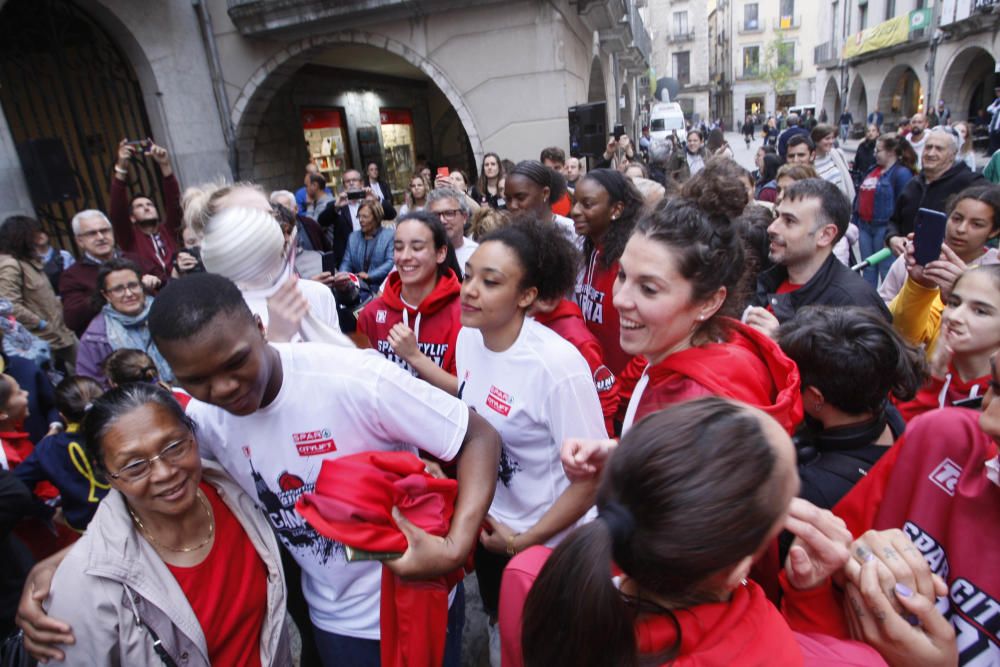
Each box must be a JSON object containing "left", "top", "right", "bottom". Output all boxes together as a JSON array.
[
  {"left": 148, "top": 273, "right": 500, "bottom": 665},
  {"left": 427, "top": 187, "right": 478, "bottom": 276},
  {"left": 905, "top": 113, "right": 929, "bottom": 169}
]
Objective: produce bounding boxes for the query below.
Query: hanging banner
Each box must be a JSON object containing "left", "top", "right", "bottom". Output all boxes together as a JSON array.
[{"left": 842, "top": 9, "right": 931, "bottom": 59}]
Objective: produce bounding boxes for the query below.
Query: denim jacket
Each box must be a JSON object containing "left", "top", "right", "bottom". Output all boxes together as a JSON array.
[{"left": 852, "top": 162, "right": 913, "bottom": 226}]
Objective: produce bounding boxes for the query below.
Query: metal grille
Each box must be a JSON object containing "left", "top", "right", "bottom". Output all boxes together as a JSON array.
[{"left": 0, "top": 0, "right": 158, "bottom": 253}]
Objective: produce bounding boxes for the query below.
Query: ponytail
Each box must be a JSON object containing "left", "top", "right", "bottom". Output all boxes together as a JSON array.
[{"left": 522, "top": 521, "right": 641, "bottom": 667}]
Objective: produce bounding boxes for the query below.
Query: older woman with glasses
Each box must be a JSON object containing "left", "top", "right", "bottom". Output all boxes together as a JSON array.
[
  {"left": 76, "top": 258, "right": 172, "bottom": 386},
  {"left": 40, "top": 382, "right": 291, "bottom": 666}
]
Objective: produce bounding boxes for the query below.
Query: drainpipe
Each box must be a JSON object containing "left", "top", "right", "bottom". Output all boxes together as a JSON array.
[
  {"left": 192, "top": 0, "right": 239, "bottom": 178},
  {"left": 924, "top": 1, "right": 943, "bottom": 112}
]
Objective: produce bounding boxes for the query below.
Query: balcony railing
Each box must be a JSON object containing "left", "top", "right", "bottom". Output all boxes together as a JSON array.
[
  {"left": 773, "top": 15, "right": 801, "bottom": 30},
  {"left": 778, "top": 59, "right": 803, "bottom": 74},
  {"left": 738, "top": 20, "right": 764, "bottom": 33},
  {"left": 737, "top": 67, "right": 761, "bottom": 80},
  {"left": 668, "top": 29, "right": 696, "bottom": 43}
]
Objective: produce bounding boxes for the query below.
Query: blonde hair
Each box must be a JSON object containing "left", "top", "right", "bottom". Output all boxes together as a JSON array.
[
  {"left": 775, "top": 164, "right": 818, "bottom": 182},
  {"left": 954, "top": 121, "right": 973, "bottom": 155},
  {"left": 181, "top": 180, "right": 264, "bottom": 236}
]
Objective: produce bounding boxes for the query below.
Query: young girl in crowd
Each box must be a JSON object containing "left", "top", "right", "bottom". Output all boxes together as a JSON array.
[
  {"left": 44, "top": 383, "right": 291, "bottom": 665},
  {"left": 614, "top": 163, "right": 802, "bottom": 434},
  {"left": 101, "top": 348, "right": 192, "bottom": 408},
  {"left": 0, "top": 373, "right": 35, "bottom": 472},
  {"left": 397, "top": 174, "right": 430, "bottom": 217},
  {"left": 502, "top": 161, "right": 576, "bottom": 241},
  {"left": 13, "top": 376, "right": 106, "bottom": 532},
  {"left": 357, "top": 211, "right": 463, "bottom": 393},
  {"left": 895, "top": 264, "right": 1000, "bottom": 421},
  {"left": 470, "top": 152, "right": 505, "bottom": 210},
  {"left": 777, "top": 306, "right": 926, "bottom": 510},
  {"left": 571, "top": 168, "right": 644, "bottom": 377},
  {"left": 883, "top": 183, "right": 999, "bottom": 306},
  {"left": 509, "top": 398, "right": 842, "bottom": 666},
  {"left": 954, "top": 121, "right": 977, "bottom": 172},
  {"left": 457, "top": 217, "right": 605, "bottom": 636}
]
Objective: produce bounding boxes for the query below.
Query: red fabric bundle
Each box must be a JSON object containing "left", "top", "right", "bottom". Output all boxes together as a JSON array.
[{"left": 296, "top": 451, "right": 464, "bottom": 667}]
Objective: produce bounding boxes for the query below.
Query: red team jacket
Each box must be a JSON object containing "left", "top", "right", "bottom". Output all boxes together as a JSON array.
[
  {"left": 533, "top": 299, "right": 619, "bottom": 436},
  {"left": 782, "top": 408, "right": 1000, "bottom": 666},
  {"left": 621, "top": 319, "right": 803, "bottom": 434},
  {"left": 895, "top": 363, "right": 991, "bottom": 423},
  {"left": 575, "top": 244, "right": 633, "bottom": 376},
  {"left": 357, "top": 270, "right": 462, "bottom": 375}
]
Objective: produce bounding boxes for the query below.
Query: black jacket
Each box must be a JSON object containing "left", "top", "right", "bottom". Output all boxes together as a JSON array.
[
  {"left": 316, "top": 206, "right": 357, "bottom": 269},
  {"left": 887, "top": 162, "right": 984, "bottom": 242},
  {"left": 754, "top": 253, "right": 892, "bottom": 323}
]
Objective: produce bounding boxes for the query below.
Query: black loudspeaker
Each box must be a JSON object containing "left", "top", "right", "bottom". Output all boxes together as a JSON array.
[
  {"left": 568, "top": 102, "right": 607, "bottom": 158},
  {"left": 17, "top": 138, "right": 79, "bottom": 204}
]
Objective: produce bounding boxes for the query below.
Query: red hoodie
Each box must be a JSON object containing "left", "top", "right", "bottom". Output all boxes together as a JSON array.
[
  {"left": 357, "top": 269, "right": 462, "bottom": 375},
  {"left": 781, "top": 408, "right": 1000, "bottom": 666},
  {"left": 500, "top": 546, "right": 810, "bottom": 667},
  {"left": 895, "top": 362, "right": 990, "bottom": 423},
  {"left": 622, "top": 318, "right": 803, "bottom": 435},
  {"left": 533, "top": 300, "right": 619, "bottom": 436},
  {"left": 575, "top": 244, "right": 633, "bottom": 376}
]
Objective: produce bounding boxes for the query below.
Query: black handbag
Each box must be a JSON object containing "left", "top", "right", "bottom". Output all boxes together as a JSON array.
[{"left": 0, "top": 631, "right": 33, "bottom": 667}]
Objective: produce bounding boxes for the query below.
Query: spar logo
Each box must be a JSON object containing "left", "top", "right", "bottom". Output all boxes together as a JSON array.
[
  {"left": 375, "top": 310, "right": 387, "bottom": 324},
  {"left": 486, "top": 385, "right": 512, "bottom": 417},
  {"left": 292, "top": 429, "right": 336, "bottom": 457},
  {"left": 929, "top": 458, "right": 962, "bottom": 496}
]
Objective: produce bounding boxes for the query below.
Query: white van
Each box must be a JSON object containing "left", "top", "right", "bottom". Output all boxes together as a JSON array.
[{"left": 649, "top": 103, "right": 686, "bottom": 146}]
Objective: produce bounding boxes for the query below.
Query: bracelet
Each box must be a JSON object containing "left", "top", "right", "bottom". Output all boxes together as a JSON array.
[
  {"left": 114, "top": 165, "right": 128, "bottom": 176},
  {"left": 506, "top": 533, "right": 520, "bottom": 556}
]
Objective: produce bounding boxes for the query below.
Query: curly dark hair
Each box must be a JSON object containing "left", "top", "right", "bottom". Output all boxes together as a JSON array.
[
  {"left": 0, "top": 215, "right": 42, "bottom": 261},
  {"left": 578, "top": 169, "right": 646, "bottom": 269},
  {"left": 479, "top": 213, "right": 580, "bottom": 303}
]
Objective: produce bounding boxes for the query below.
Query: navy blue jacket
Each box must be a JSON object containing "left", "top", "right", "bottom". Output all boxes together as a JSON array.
[{"left": 13, "top": 424, "right": 109, "bottom": 531}]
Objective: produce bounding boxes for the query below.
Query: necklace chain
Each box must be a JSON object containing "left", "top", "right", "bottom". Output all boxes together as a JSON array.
[{"left": 128, "top": 488, "right": 214, "bottom": 553}]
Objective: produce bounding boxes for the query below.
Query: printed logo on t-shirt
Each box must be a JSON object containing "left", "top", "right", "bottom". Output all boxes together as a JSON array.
[
  {"left": 375, "top": 340, "right": 449, "bottom": 376},
  {"left": 376, "top": 310, "right": 387, "bottom": 324},
  {"left": 486, "top": 385, "right": 513, "bottom": 416},
  {"left": 498, "top": 445, "right": 522, "bottom": 488},
  {"left": 593, "top": 365, "right": 615, "bottom": 393},
  {"left": 249, "top": 459, "right": 342, "bottom": 563},
  {"left": 293, "top": 429, "right": 336, "bottom": 456},
  {"left": 903, "top": 521, "right": 999, "bottom": 664},
  {"left": 576, "top": 284, "right": 605, "bottom": 324},
  {"left": 929, "top": 458, "right": 962, "bottom": 496}
]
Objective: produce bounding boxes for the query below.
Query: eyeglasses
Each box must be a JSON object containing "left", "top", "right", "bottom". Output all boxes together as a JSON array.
[
  {"left": 105, "top": 281, "right": 142, "bottom": 297},
  {"left": 435, "top": 209, "right": 463, "bottom": 220},
  {"left": 107, "top": 435, "right": 195, "bottom": 482},
  {"left": 77, "top": 227, "right": 113, "bottom": 240}
]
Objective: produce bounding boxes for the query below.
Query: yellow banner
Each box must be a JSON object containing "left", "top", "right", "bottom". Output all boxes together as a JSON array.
[{"left": 842, "top": 12, "right": 910, "bottom": 59}]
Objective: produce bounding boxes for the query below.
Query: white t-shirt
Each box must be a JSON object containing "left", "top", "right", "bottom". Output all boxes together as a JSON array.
[
  {"left": 187, "top": 343, "right": 469, "bottom": 638},
  {"left": 454, "top": 237, "right": 479, "bottom": 276},
  {"left": 455, "top": 318, "right": 604, "bottom": 545},
  {"left": 552, "top": 214, "right": 579, "bottom": 246},
  {"left": 243, "top": 277, "right": 341, "bottom": 341}
]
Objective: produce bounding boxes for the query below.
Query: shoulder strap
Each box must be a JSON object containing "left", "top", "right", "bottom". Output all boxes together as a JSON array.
[{"left": 122, "top": 584, "right": 179, "bottom": 667}]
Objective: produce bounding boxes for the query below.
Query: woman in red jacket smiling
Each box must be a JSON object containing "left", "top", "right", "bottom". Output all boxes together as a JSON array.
[
  {"left": 357, "top": 211, "right": 464, "bottom": 395},
  {"left": 614, "top": 162, "right": 802, "bottom": 434}
]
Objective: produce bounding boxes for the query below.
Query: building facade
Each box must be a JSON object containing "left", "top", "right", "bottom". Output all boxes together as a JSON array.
[
  {"left": 815, "top": 0, "right": 999, "bottom": 137},
  {"left": 710, "top": 0, "right": 822, "bottom": 128},
  {"left": 0, "top": 0, "right": 651, "bottom": 245},
  {"left": 648, "top": 0, "right": 712, "bottom": 123}
]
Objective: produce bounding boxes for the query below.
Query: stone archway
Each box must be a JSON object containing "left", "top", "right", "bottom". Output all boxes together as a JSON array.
[
  {"left": 937, "top": 46, "right": 996, "bottom": 122},
  {"left": 230, "top": 31, "right": 483, "bottom": 180},
  {"left": 848, "top": 74, "right": 868, "bottom": 125},
  {"left": 878, "top": 65, "right": 922, "bottom": 124},
  {"left": 822, "top": 77, "right": 840, "bottom": 123}
]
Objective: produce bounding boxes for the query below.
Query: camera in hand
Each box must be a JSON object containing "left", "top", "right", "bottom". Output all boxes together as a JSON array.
[
  {"left": 347, "top": 190, "right": 366, "bottom": 200},
  {"left": 125, "top": 138, "right": 152, "bottom": 154}
]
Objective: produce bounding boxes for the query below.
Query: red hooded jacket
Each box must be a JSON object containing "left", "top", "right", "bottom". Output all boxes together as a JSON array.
[
  {"left": 358, "top": 269, "right": 462, "bottom": 375},
  {"left": 533, "top": 300, "right": 619, "bottom": 436},
  {"left": 781, "top": 408, "right": 1000, "bottom": 666},
  {"left": 895, "top": 362, "right": 990, "bottom": 423},
  {"left": 575, "top": 244, "right": 633, "bottom": 376},
  {"left": 297, "top": 452, "right": 467, "bottom": 667},
  {"left": 622, "top": 318, "right": 803, "bottom": 434}
]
